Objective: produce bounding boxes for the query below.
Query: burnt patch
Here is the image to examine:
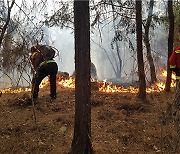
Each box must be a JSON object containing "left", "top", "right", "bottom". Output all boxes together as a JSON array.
[
  {"left": 51, "top": 107, "right": 61, "bottom": 112},
  {"left": 0, "top": 126, "right": 22, "bottom": 136},
  {"left": 54, "top": 117, "right": 72, "bottom": 126},
  {"left": 91, "top": 100, "right": 103, "bottom": 107},
  {"left": 120, "top": 133, "right": 136, "bottom": 146},
  {"left": 116, "top": 103, "right": 148, "bottom": 115},
  {"left": 9, "top": 94, "right": 32, "bottom": 108},
  {"left": 97, "top": 110, "right": 115, "bottom": 120},
  {"left": 35, "top": 106, "right": 46, "bottom": 112}
]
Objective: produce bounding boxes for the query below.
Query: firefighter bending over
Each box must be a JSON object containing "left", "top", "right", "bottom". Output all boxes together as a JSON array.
[{"left": 30, "top": 45, "right": 58, "bottom": 100}]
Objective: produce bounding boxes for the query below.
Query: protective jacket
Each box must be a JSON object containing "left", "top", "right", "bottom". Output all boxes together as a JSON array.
[
  {"left": 30, "top": 45, "right": 55, "bottom": 71},
  {"left": 30, "top": 45, "right": 58, "bottom": 99},
  {"left": 169, "top": 46, "right": 180, "bottom": 79}
]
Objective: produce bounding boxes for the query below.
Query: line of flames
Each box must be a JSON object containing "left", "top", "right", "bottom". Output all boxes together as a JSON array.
[
  {"left": 0, "top": 70, "right": 176, "bottom": 94},
  {"left": 99, "top": 70, "right": 176, "bottom": 93}
]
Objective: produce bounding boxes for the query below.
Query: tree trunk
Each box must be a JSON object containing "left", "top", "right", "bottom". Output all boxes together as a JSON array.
[
  {"left": 71, "top": 1, "right": 93, "bottom": 154},
  {"left": 173, "top": 1, "right": 180, "bottom": 47},
  {"left": 165, "top": 0, "right": 174, "bottom": 92},
  {"left": 143, "top": 0, "right": 157, "bottom": 84},
  {"left": 136, "top": 0, "right": 147, "bottom": 101},
  {"left": 0, "top": 0, "right": 15, "bottom": 48}
]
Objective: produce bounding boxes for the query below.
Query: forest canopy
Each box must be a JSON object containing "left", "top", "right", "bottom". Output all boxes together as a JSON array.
[{"left": 0, "top": 0, "right": 179, "bottom": 88}]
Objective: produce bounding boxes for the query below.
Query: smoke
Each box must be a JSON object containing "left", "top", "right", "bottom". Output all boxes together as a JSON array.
[
  {"left": 0, "top": 0, "right": 169, "bottom": 88},
  {"left": 47, "top": 27, "right": 75, "bottom": 75},
  {"left": 0, "top": 22, "right": 168, "bottom": 89}
]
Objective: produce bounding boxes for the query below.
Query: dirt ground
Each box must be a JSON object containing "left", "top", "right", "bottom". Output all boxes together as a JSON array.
[{"left": 0, "top": 84, "right": 179, "bottom": 154}]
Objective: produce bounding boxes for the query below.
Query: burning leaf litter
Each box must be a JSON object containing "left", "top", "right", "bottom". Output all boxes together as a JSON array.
[{"left": 0, "top": 70, "right": 176, "bottom": 94}]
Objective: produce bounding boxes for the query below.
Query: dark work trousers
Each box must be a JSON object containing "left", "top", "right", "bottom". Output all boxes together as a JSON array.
[{"left": 32, "top": 62, "right": 58, "bottom": 99}]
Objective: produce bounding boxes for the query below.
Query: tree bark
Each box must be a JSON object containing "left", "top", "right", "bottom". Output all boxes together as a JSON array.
[
  {"left": 0, "top": 0, "right": 15, "bottom": 48},
  {"left": 136, "top": 0, "right": 147, "bottom": 101},
  {"left": 143, "top": 0, "right": 157, "bottom": 84},
  {"left": 71, "top": 0, "right": 93, "bottom": 154},
  {"left": 165, "top": 0, "right": 174, "bottom": 92}
]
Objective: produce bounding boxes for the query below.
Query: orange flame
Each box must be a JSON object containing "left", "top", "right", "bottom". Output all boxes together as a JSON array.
[
  {"left": 0, "top": 87, "right": 31, "bottom": 94},
  {"left": 98, "top": 70, "right": 176, "bottom": 93},
  {"left": 98, "top": 81, "right": 138, "bottom": 93},
  {"left": 58, "top": 77, "right": 75, "bottom": 88},
  {"left": 39, "top": 78, "right": 49, "bottom": 88},
  {"left": 0, "top": 70, "right": 176, "bottom": 94}
]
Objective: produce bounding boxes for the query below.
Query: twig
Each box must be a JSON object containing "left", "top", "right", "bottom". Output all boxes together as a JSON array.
[
  {"left": 31, "top": 73, "right": 38, "bottom": 128},
  {"left": 31, "top": 96, "right": 37, "bottom": 127}
]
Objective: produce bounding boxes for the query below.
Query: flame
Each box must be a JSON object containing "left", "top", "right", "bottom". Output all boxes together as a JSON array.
[
  {"left": 98, "top": 81, "right": 138, "bottom": 93},
  {"left": 98, "top": 70, "right": 176, "bottom": 93},
  {"left": 39, "top": 78, "right": 49, "bottom": 88},
  {"left": 0, "top": 87, "right": 31, "bottom": 94},
  {"left": 161, "top": 70, "right": 176, "bottom": 80},
  {"left": 58, "top": 77, "right": 75, "bottom": 88},
  {"left": 0, "top": 70, "right": 176, "bottom": 94}
]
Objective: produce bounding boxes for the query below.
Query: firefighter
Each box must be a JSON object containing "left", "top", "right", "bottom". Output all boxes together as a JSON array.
[
  {"left": 169, "top": 46, "right": 180, "bottom": 79},
  {"left": 30, "top": 45, "right": 58, "bottom": 100},
  {"left": 169, "top": 46, "right": 180, "bottom": 114}
]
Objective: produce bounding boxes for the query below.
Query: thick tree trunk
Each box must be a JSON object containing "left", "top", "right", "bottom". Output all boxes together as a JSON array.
[
  {"left": 71, "top": 1, "right": 93, "bottom": 154},
  {"left": 136, "top": 0, "right": 147, "bottom": 101},
  {"left": 143, "top": 0, "right": 157, "bottom": 84},
  {"left": 165, "top": 0, "right": 174, "bottom": 92}
]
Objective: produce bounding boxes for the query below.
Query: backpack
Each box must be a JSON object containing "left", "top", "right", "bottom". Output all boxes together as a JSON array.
[
  {"left": 38, "top": 45, "right": 56, "bottom": 61},
  {"left": 30, "top": 45, "right": 56, "bottom": 71}
]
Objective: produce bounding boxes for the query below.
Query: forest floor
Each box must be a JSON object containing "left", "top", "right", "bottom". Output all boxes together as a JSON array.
[{"left": 0, "top": 83, "right": 179, "bottom": 154}]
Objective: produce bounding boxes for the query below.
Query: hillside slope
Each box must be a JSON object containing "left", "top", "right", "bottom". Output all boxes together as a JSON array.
[{"left": 0, "top": 85, "right": 179, "bottom": 153}]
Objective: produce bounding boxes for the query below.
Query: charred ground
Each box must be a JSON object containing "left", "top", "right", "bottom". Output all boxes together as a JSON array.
[{"left": 0, "top": 85, "right": 179, "bottom": 154}]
